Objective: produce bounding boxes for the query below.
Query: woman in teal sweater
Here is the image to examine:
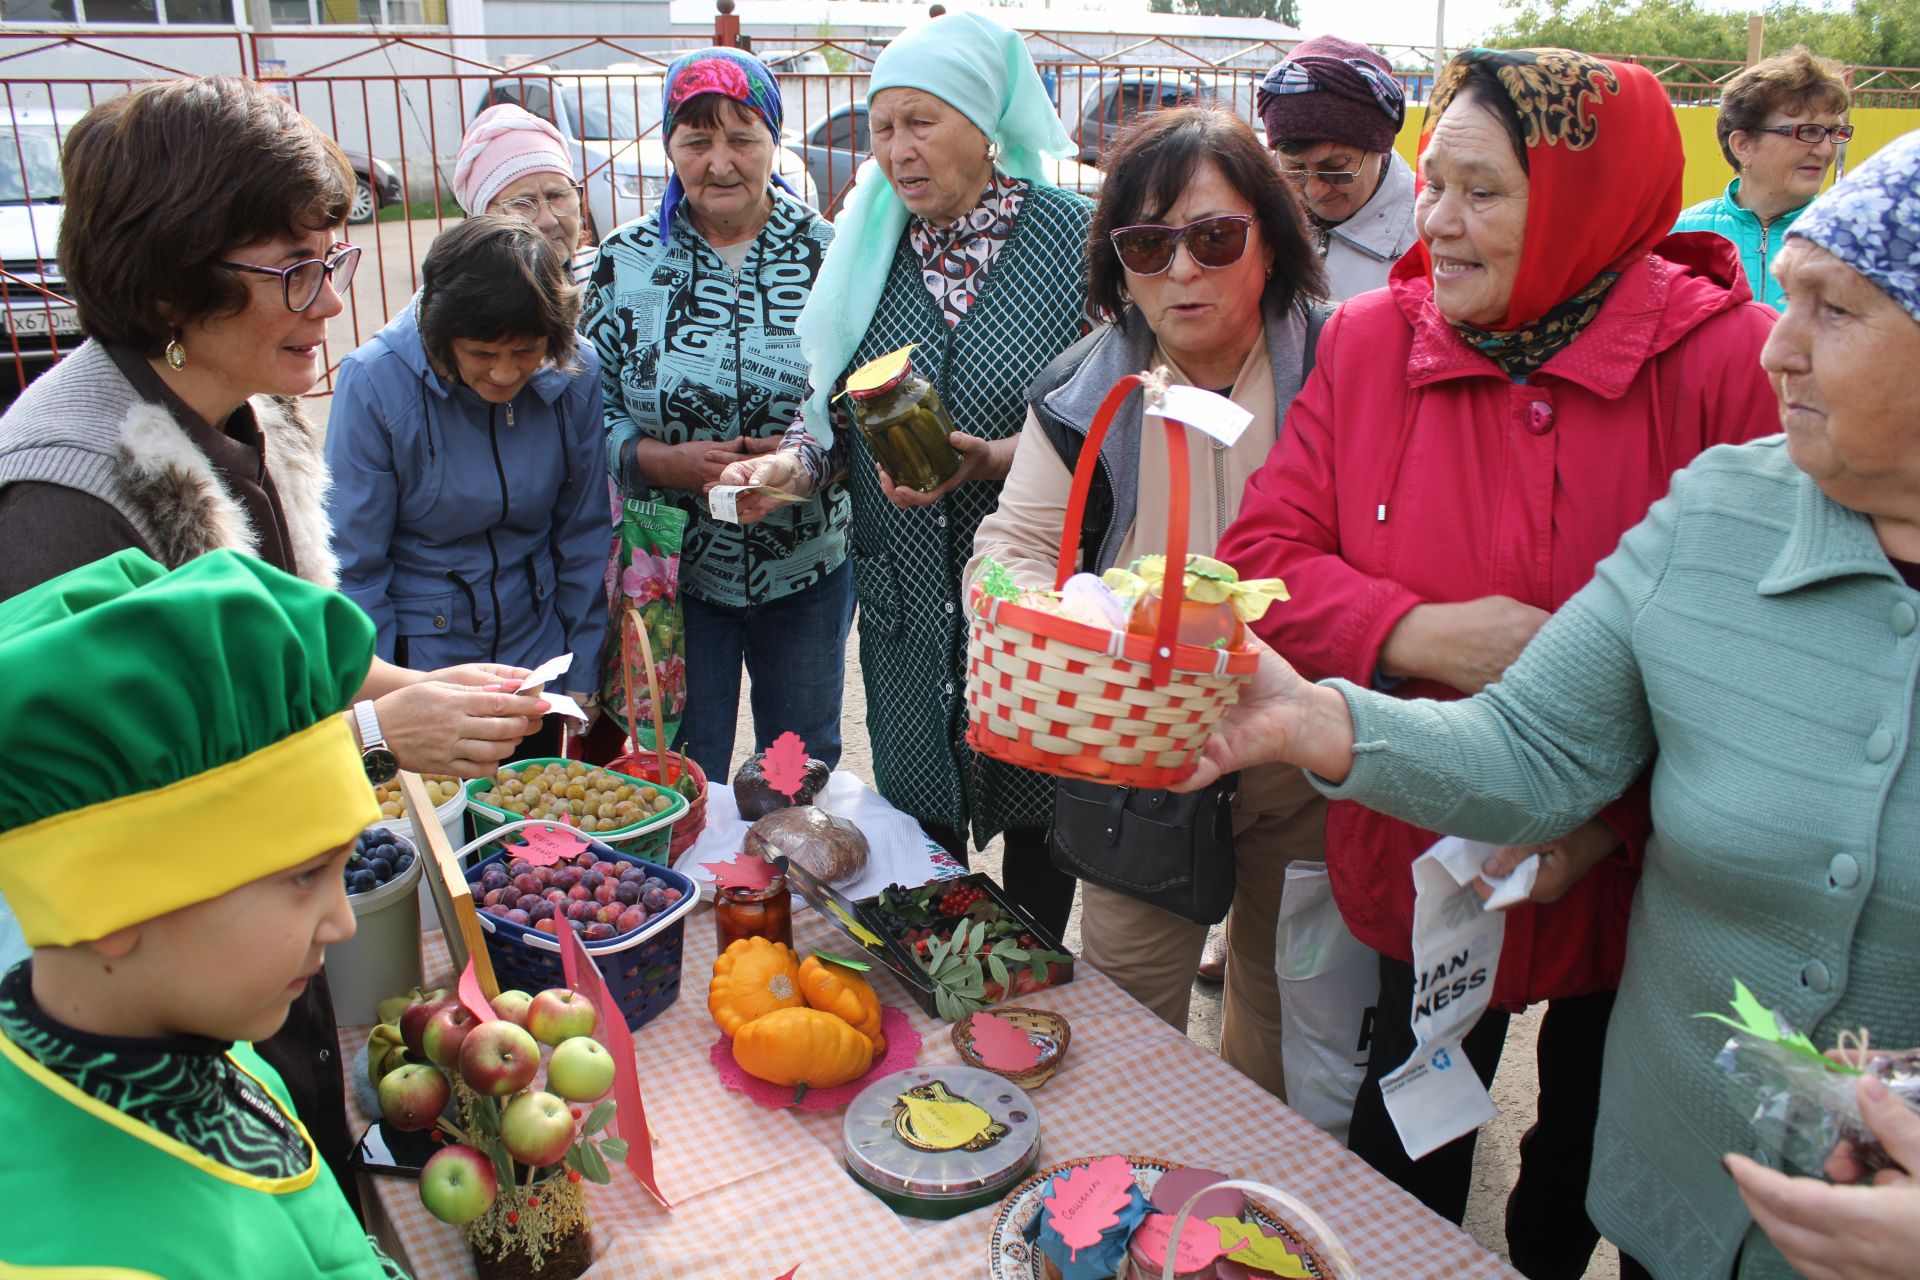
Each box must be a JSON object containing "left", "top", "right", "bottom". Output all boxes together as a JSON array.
[{"left": 1184, "top": 131, "right": 1920, "bottom": 1280}]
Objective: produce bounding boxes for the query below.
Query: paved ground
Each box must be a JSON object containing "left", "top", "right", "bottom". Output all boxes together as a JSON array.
[{"left": 731, "top": 617, "right": 1622, "bottom": 1279}]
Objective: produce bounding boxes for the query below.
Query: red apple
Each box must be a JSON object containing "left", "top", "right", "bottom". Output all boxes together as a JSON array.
[
  {"left": 422, "top": 1005, "right": 478, "bottom": 1071},
  {"left": 499, "top": 1089, "right": 576, "bottom": 1168},
  {"left": 377, "top": 1062, "right": 451, "bottom": 1131},
  {"left": 419, "top": 1144, "right": 497, "bottom": 1225},
  {"left": 490, "top": 990, "right": 535, "bottom": 1026},
  {"left": 458, "top": 1019, "right": 541, "bottom": 1096},
  {"left": 546, "top": 1035, "right": 616, "bottom": 1102},
  {"left": 526, "top": 989, "right": 597, "bottom": 1046},
  {"left": 400, "top": 996, "right": 454, "bottom": 1055}
]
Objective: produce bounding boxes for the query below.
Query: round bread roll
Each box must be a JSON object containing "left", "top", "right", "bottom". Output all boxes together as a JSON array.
[{"left": 744, "top": 806, "right": 870, "bottom": 887}]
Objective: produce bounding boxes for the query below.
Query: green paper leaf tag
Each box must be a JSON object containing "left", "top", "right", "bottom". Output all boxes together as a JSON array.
[{"left": 1694, "top": 979, "right": 1857, "bottom": 1075}]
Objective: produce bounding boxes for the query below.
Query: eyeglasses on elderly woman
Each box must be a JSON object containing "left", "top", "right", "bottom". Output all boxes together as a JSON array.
[
  {"left": 220, "top": 242, "right": 361, "bottom": 313},
  {"left": 1109, "top": 214, "right": 1253, "bottom": 276},
  {"left": 1751, "top": 122, "right": 1854, "bottom": 145}
]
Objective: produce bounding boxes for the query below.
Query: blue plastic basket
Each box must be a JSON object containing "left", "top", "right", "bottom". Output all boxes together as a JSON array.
[{"left": 456, "top": 819, "right": 698, "bottom": 1032}]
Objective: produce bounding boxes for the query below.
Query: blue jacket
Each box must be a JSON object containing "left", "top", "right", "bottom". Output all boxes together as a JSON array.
[
  {"left": 325, "top": 300, "right": 610, "bottom": 694},
  {"left": 1672, "top": 178, "right": 1810, "bottom": 309}
]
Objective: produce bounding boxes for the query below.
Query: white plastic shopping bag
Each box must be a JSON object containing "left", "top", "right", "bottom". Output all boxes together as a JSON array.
[{"left": 1275, "top": 861, "right": 1376, "bottom": 1142}]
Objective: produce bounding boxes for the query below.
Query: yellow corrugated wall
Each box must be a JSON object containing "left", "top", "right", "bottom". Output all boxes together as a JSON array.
[{"left": 1390, "top": 104, "right": 1919, "bottom": 209}]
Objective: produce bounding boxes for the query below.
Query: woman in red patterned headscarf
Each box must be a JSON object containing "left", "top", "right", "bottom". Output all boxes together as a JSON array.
[{"left": 1218, "top": 48, "right": 1781, "bottom": 1279}]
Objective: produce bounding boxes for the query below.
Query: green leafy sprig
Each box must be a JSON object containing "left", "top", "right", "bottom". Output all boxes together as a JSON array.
[{"left": 1695, "top": 979, "right": 1860, "bottom": 1076}]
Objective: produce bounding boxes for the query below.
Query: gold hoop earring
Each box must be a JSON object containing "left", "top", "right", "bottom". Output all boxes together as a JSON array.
[{"left": 164, "top": 337, "right": 187, "bottom": 371}]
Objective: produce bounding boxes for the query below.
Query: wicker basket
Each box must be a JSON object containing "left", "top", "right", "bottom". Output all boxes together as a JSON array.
[
  {"left": 612, "top": 606, "right": 709, "bottom": 856},
  {"left": 964, "top": 371, "right": 1259, "bottom": 790},
  {"left": 951, "top": 1007, "right": 1070, "bottom": 1089}
]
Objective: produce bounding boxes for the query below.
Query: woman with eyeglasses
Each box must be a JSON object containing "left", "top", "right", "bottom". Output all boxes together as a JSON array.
[
  {"left": 969, "top": 104, "right": 1328, "bottom": 1103},
  {"left": 0, "top": 74, "right": 551, "bottom": 1219},
  {"left": 455, "top": 104, "right": 596, "bottom": 284},
  {"left": 1257, "top": 35, "right": 1418, "bottom": 300},
  {"left": 1673, "top": 47, "right": 1850, "bottom": 310},
  {"left": 716, "top": 12, "right": 1093, "bottom": 939},
  {"left": 1216, "top": 50, "right": 1782, "bottom": 1278},
  {"left": 325, "top": 216, "right": 610, "bottom": 762}
]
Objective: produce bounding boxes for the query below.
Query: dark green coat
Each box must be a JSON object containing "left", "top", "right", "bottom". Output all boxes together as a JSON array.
[{"left": 841, "top": 183, "right": 1093, "bottom": 845}]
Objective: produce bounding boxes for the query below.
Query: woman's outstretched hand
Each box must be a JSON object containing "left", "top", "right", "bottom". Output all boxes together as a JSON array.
[{"left": 1172, "top": 639, "right": 1357, "bottom": 791}]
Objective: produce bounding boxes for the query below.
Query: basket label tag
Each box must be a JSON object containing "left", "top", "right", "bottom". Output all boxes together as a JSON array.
[
  {"left": 1145, "top": 385, "right": 1252, "bottom": 447},
  {"left": 516, "top": 823, "right": 593, "bottom": 867}
]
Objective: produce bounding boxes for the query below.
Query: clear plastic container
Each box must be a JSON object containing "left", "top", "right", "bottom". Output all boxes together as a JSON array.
[{"left": 842, "top": 1066, "right": 1041, "bottom": 1219}]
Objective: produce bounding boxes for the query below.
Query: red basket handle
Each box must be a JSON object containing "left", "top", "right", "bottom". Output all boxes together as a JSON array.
[{"left": 1053, "top": 371, "right": 1191, "bottom": 685}]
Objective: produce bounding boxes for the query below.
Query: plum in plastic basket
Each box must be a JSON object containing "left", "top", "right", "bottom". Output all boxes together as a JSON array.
[{"left": 458, "top": 819, "right": 698, "bottom": 1032}]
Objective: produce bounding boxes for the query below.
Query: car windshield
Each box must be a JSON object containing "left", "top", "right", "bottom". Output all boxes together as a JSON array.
[
  {"left": 565, "top": 82, "right": 664, "bottom": 142},
  {"left": 0, "top": 129, "right": 63, "bottom": 204}
]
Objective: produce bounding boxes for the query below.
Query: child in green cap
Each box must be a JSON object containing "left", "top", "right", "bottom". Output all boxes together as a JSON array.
[{"left": 0, "top": 548, "right": 406, "bottom": 1277}]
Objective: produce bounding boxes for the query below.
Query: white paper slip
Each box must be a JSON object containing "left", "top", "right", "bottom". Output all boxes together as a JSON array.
[
  {"left": 1145, "top": 383, "right": 1253, "bottom": 447},
  {"left": 1381, "top": 836, "right": 1507, "bottom": 1161},
  {"left": 541, "top": 691, "right": 589, "bottom": 723},
  {"left": 516, "top": 652, "right": 571, "bottom": 694},
  {"left": 1482, "top": 853, "right": 1540, "bottom": 910},
  {"left": 708, "top": 484, "right": 803, "bottom": 524}
]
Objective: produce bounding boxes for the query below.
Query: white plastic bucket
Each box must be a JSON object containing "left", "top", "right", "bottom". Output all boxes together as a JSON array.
[
  {"left": 326, "top": 832, "right": 426, "bottom": 1026},
  {"left": 376, "top": 785, "right": 466, "bottom": 931}
]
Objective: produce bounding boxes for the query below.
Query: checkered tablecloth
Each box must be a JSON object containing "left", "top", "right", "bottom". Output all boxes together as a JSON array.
[{"left": 342, "top": 907, "right": 1520, "bottom": 1280}]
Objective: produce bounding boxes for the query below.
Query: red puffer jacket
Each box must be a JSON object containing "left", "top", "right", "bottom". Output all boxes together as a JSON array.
[{"left": 1218, "top": 233, "right": 1778, "bottom": 1005}]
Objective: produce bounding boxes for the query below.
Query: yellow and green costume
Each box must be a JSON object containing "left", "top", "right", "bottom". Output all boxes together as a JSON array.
[{"left": 0, "top": 549, "right": 400, "bottom": 1277}]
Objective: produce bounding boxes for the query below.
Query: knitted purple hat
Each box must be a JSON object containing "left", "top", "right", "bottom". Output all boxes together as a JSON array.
[{"left": 1257, "top": 35, "right": 1405, "bottom": 155}]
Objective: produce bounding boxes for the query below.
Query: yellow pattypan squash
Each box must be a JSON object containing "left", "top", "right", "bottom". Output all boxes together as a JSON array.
[
  {"left": 732, "top": 1007, "right": 875, "bottom": 1092},
  {"left": 708, "top": 936, "right": 803, "bottom": 1037},
  {"left": 797, "top": 954, "right": 887, "bottom": 1056}
]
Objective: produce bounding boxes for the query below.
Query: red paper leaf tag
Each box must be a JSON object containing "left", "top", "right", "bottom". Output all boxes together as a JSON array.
[
  {"left": 1044, "top": 1155, "right": 1136, "bottom": 1261},
  {"left": 968, "top": 1011, "right": 1042, "bottom": 1071},
  {"left": 560, "top": 922, "right": 671, "bottom": 1208},
  {"left": 516, "top": 823, "right": 593, "bottom": 868},
  {"left": 773, "top": 1269, "right": 800, "bottom": 1280},
  {"left": 709, "top": 853, "right": 778, "bottom": 892},
  {"left": 1131, "top": 1213, "right": 1240, "bottom": 1272},
  {"left": 456, "top": 956, "right": 498, "bottom": 1023},
  {"left": 760, "top": 731, "right": 810, "bottom": 800}
]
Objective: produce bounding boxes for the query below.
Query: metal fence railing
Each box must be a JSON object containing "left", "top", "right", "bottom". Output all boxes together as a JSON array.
[{"left": 0, "top": 24, "right": 1912, "bottom": 395}]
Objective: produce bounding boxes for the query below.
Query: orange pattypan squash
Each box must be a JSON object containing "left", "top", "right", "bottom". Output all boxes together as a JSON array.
[
  {"left": 708, "top": 936, "right": 803, "bottom": 1037},
  {"left": 798, "top": 954, "right": 887, "bottom": 1056},
  {"left": 732, "top": 1007, "right": 875, "bottom": 1092}
]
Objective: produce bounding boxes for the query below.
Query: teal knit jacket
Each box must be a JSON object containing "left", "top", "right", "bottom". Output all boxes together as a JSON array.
[
  {"left": 1672, "top": 179, "right": 1811, "bottom": 311},
  {"left": 1314, "top": 437, "right": 1920, "bottom": 1280}
]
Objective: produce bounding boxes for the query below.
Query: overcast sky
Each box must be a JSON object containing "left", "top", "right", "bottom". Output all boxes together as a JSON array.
[{"left": 1292, "top": 0, "right": 1514, "bottom": 51}]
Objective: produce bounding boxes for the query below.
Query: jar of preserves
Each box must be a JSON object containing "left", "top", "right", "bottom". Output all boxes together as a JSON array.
[
  {"left": 843, "top": 345, "right": 964, "bottom": 493},
  {"left": 715, "top": 874, "right": 793, "bottom": 950}
]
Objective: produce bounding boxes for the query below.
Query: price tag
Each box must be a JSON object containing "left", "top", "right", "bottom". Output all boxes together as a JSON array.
[
  {"left": 516, "top": 652, "right": 571, "bottom": 694},
  {"left": 1145, "top": 384, "right": 1253, "bottom": 447}
]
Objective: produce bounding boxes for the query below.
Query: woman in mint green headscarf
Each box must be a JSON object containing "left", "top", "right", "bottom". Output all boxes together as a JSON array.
[{"left": 722, "top": 11, "right": 1091, "bottom": 937}]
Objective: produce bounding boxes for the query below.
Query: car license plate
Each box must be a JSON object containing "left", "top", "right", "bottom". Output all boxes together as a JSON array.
[{"left": 5, "top": 304, "right": 81, "bottom": 338}]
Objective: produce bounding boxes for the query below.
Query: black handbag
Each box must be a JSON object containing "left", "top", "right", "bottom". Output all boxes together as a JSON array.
[{"left": 1047, "top": 773, "right": 1238, "bottom": 925}]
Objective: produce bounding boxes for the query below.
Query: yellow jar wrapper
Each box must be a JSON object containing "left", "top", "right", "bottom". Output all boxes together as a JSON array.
[{"left": 1101, "top": 554, "right": 1289, "bottom": 622}]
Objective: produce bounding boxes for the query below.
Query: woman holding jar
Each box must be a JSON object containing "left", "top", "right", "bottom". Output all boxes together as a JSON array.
[
  {"left": 1217, "top": 48, "right": 1781, "bottom": 1278},
  {"left": 969, "top": 105, "right": 1327, "bottom": 1100},
  {"left": 721, "top": 11, "right": 1091, "bottom": 937},
  {"left": 582, "top": 47, "right": 849, "bottom": 783}
]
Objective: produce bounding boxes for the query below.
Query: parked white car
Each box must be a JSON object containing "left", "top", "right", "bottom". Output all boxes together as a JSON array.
[
  {"left": 0, "top": 111, "right": 80, "bottom": 370},
  {"left": 478, "top": 65, "right": 819, "bottom": 240}
]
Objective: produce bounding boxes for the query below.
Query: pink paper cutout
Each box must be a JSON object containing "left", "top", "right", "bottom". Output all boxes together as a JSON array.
[
  {"left": 968, "top": 1011, "right": 1042, "bottom": 1071},
  {"left": 456, "top": 957, "right": 498, "bottom": 1023},
  {"left": 760, "top": 731, "right": 810, "bottom": 799},
  {"left": 560, "top": 921, "right": 670, "bottom": 1207},
  {"left": 1043, "top": 1155, "right": 1136, "bottom": 1261},
  {"left": 1151, "top": 1166, "right": 1244, "bottom": 1220},
  {"left": 773, "top": 1269, "right": 800, "bottom": 1280},
  {"left": 1132, "top": 1213, "right": 1243, "bottom": 1272},
  {"left": 709, "top": 852, "right": 778, "bottom": 892},
  {"left": 516, "top": 823, "right": 592, "bottom": 867},
  {"left": 711, "top": 1005, "right": 920, "bottom": 1111}
]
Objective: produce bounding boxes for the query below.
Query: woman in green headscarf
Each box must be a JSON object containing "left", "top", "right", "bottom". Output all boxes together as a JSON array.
[{"left": 722, "top": 11, "right": 1091, "bottom": 936}]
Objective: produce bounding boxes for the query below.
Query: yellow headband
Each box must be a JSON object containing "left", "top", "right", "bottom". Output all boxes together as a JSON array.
[{"left": 0, "top": 717, "right": 379, "bottom": 947}]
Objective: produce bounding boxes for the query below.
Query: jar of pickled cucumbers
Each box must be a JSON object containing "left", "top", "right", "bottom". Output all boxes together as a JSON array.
[{"left": 843, "top": 345, "right": 964, "bottom": 493}]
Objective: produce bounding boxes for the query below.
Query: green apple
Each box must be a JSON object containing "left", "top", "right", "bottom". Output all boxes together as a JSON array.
[
  {"left": 525, "top": 988, "right": 596, "bottom": 1046},
  {"left": 458, "top": 1019, "right": 541, "bottom": 1096},
  {"left": 490, "top": 990, "right": 535, "bottom": 1026},
  {"left": 546, "top": 1035, "right": 616, "bottom": 1102},
  {"left": 419, "top": 1144, "right": 497, "bottom": 1225},
  {"left": 377, "top": 1062, "right": 451, "bottom": 1132},
  {"left": 499, "top": 1089, "right": 575, "bottom": 1168}
]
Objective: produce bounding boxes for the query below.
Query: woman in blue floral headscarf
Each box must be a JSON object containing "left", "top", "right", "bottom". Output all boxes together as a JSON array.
[{"left": 581, "top": 47, "right": 851, "bottom": 783}]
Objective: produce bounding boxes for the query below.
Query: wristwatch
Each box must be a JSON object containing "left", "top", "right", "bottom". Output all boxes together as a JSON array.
[{"left": 353, "top": 700, "right": 400, "bottom": 786}]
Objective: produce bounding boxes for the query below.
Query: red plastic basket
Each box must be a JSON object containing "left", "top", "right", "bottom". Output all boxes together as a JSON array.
[{"left": 963, "top": 371, "right": 1259, "bottom": 790}]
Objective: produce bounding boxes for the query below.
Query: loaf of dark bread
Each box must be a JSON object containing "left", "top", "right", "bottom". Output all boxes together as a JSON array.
[{"left": 732, "top": 750, "right": 830, "bottom": 819}]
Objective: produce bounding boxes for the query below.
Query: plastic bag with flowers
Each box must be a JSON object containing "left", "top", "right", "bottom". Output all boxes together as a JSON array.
[{"left": 600, "top": 497, "right": 688, "bottom": 750}]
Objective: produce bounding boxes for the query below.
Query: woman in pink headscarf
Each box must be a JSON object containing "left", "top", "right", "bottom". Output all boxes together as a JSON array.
[{"left": 454, "top": 103, "right": 595, "bottom": 284}]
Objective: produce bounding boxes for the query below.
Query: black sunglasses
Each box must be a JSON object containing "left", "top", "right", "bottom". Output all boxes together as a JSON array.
[
  {"left": 221, "top": 242, "right": 361, "bottom": 313},
  {"left": 1109, "top": 214, "right": 1254, "bottom": 277}
]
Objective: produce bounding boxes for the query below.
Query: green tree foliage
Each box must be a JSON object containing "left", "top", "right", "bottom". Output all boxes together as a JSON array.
[
  {"left": 1149, "top": 0, "right": 1304, "bottom": 30},
  {"left": 1486, "top": 0, "right": 1920, "bottom": 69}
]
